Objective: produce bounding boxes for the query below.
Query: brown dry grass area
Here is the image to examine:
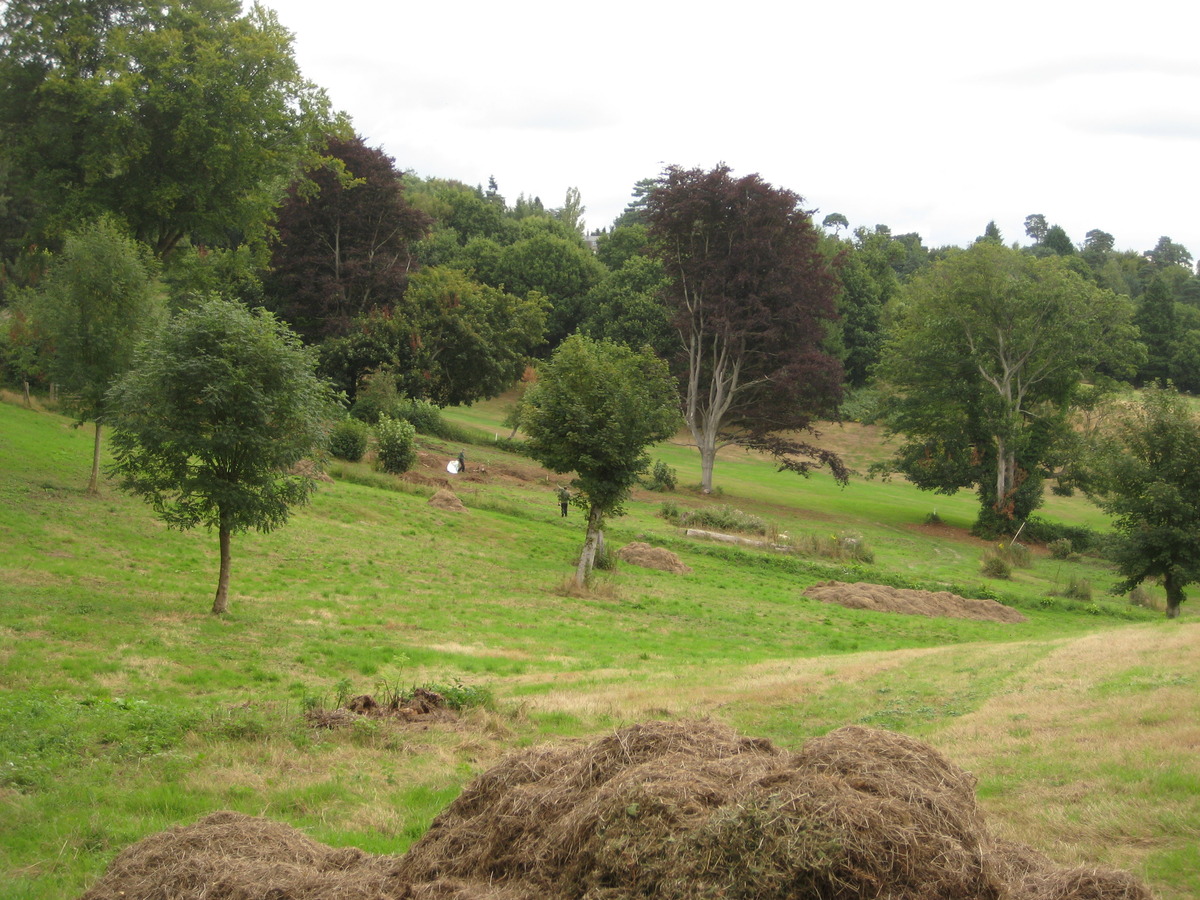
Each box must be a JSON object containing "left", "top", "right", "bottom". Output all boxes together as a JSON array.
[
  {"left": 80, "top": 721, "right": 1150, "bottom": 900},
  {"left": 804, "top": 580, "right": 1028, "bottom": 623},
  {"left": 936, "top": 623, "right": 1200, "bottom": 887}
]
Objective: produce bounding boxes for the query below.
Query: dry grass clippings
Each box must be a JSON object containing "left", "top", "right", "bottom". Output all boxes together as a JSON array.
[{"left": 82, "top": 720, "right": 1151, "bottom": 900}]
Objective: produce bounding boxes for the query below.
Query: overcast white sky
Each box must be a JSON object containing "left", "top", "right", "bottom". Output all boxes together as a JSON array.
[{"left": 264, "top": 0, "right": 1200, "bottom": 260}]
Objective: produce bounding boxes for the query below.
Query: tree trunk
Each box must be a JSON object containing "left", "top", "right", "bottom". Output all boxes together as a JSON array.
[
  {"left": 1164, "top": 571, "right": 1184, "bottom": 620},
  {"left": 88, "top": 422, "right": 102, "bottom": 495},
  {"left": 213, "top": 527, "right": 232, "bottom": 615},
  {"left": 22, "top": 381, "right": 31, "bottom": 408},
  {"left": 993, "top": 435, "right": 1017, "bottom": 518},
  {"left": 698, "top": 441, "right": 717, "bottom": 494},
  {"left": 574, "top": 503, "right": 604, "bottom": 587}
]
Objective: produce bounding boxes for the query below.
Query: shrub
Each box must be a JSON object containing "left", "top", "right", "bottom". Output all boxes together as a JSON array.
[
  {"left": 425, "top": 678, "right": 493, "bottom": 711},
  {"left": 1023, "top": 517, "right": 1101, "bottom": 554},
  {"left": 659, "top": 500, "right": 682, "bottom": 523},
  {"left": 328, "top": 417, "right": 370, "bottom": 462},
  {"left": 593, "top": 540, "right": 617, "bottom": 571},
  {"left": 349, "top": 371, "right": 402, "bottom": 425},
  {"left": 1047, "top": 538, "right": 1074, "bottom": 560},
  {"left": 374, "top": 415, "right": 417, "bottom": 474},
  {"left": 1061, "top": 578, "right": 1092, "bottom": 601},
  {"left": 987, "top": 541, "right": 1032, "bottom": 569},
  {"left": 642, "top": 459, "right": 677, "bottom": 492},
  {"left": 980, "top": 550, "right": 1012, "bottom": 579},
  {"left": 789, "top": 532, "right": 875, "bottom": 564},
  {"left": 1128, "top": 585, "right": 1156, "bottom": 609},
  {"left": 678, "top": 504, "right": 767, "bottom": 535}
]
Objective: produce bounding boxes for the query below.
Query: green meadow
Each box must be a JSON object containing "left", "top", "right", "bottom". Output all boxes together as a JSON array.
[{"left": 1, "top": 395, "right": 1197, "bottom": 899}]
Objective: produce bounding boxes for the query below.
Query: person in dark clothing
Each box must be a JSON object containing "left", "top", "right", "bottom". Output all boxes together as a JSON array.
[
  {"left": 457, "top": 450, "right": 466, "bottom": 473},
  {"left": 557, "top": 485, "right": 570, "bottom": 517}
]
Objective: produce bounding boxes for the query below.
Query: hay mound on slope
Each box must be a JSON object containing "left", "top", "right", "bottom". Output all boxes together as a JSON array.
[
  {"left": 427, "top": 488, "right": 467, "bottom": 512},
  {"left": 805, "top": 580, "right": 1028, "bottom": 623},
  {"left": 616, "top": 541, "right": 692, "bottom": 574},
  {"left": 79, "top": 722, "right": 1150, "bottom": 900}
]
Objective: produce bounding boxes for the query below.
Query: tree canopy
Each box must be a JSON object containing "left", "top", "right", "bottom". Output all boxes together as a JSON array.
[
  {"left": 266, "top": 135, "right": 430, "bottom": 340},
  {"left": 646, "top": 164, "right": 846, "bottom": 493},
  {"left": 878, "top": 241, "right": 1142, "bottom": 534},
  {"left": 1083, "top": 385, "right": 1200, "bottom": 618},
  {"left": 106, "top": 298, "right": 342, "bottom": 614},
  {"left": 29, "top": 216, "right": 161, "bottom": 492},
  {"left": 521, "top": 334, "right": 679, "bottom": 586},
  {"left": 0, "top": 0, "right": 332, "bottom": 256}
]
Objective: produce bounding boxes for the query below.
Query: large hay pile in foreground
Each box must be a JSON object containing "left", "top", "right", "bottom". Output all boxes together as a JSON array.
[{"left": 80, "top": 721, "right": 1150, "bottom": 900}]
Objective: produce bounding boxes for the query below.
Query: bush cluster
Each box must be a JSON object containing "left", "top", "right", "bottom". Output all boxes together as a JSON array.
[
  {"left": 1023, "top": 517, "right": 1102, "bottom": 554},
  {"left": 1047, "top": 538, "right": 1074, "bottom": 560},
  {"left": 328, "top": 417, "right": 370, "bottom": 463},
  {"left": 659, "top": 502, "right": 767, "bottom": 535},
  {"left": 373, "top": 415, "right": 417, "bottom": 474},
  {"left": 788, "top": 532, "right": 876, "bottom": 564},
  {"left": 642, "top": 459, "right": 677, "bottom": 492}
]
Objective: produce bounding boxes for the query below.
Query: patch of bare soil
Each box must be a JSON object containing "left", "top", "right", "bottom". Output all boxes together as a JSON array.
[
  {"left": 81, "top": 721, "right": 1148, "bottom": 900},
  {"left": 805, "top": 580, "right": 1028, "bottom": 624},
  {"left": 616, "top": 542, "right": 691, "bottom": 574},
  {"left": 304, "top": 688, "right": 455, "bottom": 729}
]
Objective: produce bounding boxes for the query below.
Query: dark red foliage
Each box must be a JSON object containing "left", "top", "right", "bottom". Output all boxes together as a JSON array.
[
  {"left": 647, "top": 164, "right": 845, "bottom": 484},
  {"left": 267, "top": 135, "right": 430, "bottom": 340}
]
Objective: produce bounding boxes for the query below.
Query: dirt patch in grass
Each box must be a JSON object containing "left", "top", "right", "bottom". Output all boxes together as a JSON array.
[
  {"left": 81, "top": 720, "right": 1148, "bottom": 900},
  {"left": 305, "top": 688, "right": 457, "bottom": 729},
  {"left": 911, "top": 519, "right": 995, "bottom": 547},
  {"left": 805, "top": 580, "right": 1028, "bottom": 623}
]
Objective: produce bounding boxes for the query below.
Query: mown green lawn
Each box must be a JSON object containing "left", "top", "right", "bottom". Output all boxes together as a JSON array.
[{"left": 1, "top": 396, "right": 1195, "bottom": 899}]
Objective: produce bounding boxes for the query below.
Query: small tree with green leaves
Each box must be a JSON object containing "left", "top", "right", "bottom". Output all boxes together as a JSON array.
[
  {"left": 521, "top": 334, "right": 680, "bottom": 586},
  {"left": 31, "top": 217, "right": 161, "bottom": 493},
  {"left": 106, "top": 298, "right": 342, "bottom": 614},
  {"left": 1082, "top": 385, "right": 1200, "bottom": 619}
]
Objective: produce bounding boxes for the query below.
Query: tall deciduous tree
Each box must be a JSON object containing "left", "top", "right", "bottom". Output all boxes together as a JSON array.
[
  {"left": 521, "top": 334, "right": 680, "bottom": 586},
  {"left": 878, "top": 241, "right": 1141, "bottom": 534},
  {"left": 106, "top": 298, "right": 342, "bottom": 614},
  {"left": 646, "top": 164, "right": 847, "bottom": 493},
  {"left": 1083, "top": 385, "right": 1200, "bottom": 618},
  {"left": 0, "top": 0, "right": 331, "bottom": 255},
  {"left": 32, "top": 216, "right": 161, "bottom": 493},
  {"left": 267, "top": 135, "right": 430, "bottom": 340}
]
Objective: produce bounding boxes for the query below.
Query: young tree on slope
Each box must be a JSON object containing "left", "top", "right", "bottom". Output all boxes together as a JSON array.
[
  {"left": 646, "top": 164, "right": 847, "bottom": 493},
  {"left": 31, "top": 217, "right": 162, "bottom": 494},
  {"left": 521, "top": 334, "right": 680, "bottom": 587},
  {"left": 106, "top": 298, "right": 342, "bottom": 614},
  {"left": 1083, "top": 385, "right": 1200, "bottom": 619}
]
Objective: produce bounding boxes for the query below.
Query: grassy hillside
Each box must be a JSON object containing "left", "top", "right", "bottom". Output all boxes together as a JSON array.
[{"left": 1, "top": 395, "right": 1196, "bottom": 899}]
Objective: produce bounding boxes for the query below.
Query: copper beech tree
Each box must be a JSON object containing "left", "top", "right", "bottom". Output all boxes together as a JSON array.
[{"left": 646, "top": 165, "right": 847, "bottom": 493}]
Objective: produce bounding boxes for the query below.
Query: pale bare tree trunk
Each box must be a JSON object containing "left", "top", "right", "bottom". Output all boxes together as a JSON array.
[
  {"left": 574, "top": 504, "right": 604, "bottom": 587},
  {"left": 22, "top": 381, "right": 31, "bottom": 408},
  {"left": 213, "top": 527, "right": 232, "bottom": 615},
  {"left": 698, "top": 441, "right": 717, "bottom": 494},
  {"left": 88, "top": 422, "right": 102, "bottom": 495}
]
